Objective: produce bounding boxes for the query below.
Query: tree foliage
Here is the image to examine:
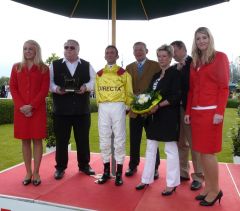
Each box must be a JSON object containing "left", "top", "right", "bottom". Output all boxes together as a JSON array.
[
  {"left": 0, "top": 76, "right": 10, "bottom": 87},
  {"left": 45, "top": 53, "right": 60, "bottom": 66}
]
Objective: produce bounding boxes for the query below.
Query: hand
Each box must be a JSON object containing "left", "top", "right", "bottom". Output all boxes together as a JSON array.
[
  {"left": 20, "top": 105, "right": 32, "bottom": 115},
  {"left": 56, "top": 86, "right": 66, "bottom": 95},
  {"left": 213, "top": 114, "right": 223, "bottom": 124},
  {"left": 184, "top": 115, "right": 191, "bottom": 124},
  {"left": 149, "top": 105, "right": 158, "bottom": 114},
  {"left": 24, "top": 111, "right": 32, "bottom": 117},
  {"left": 76, "top": 85, "right": 87, "bottom": 94}
]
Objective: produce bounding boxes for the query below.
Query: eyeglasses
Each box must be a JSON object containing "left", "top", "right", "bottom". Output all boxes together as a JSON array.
[{"left": 64, "top": 46, "right": 76, "bottom": 50}]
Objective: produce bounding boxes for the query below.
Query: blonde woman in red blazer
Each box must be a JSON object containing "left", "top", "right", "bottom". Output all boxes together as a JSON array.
[
  {"left": 10, "top": 40, "right": 50, "bottom": 186},
  {"left": 185, "top": 27, "right": 229, "bottom": 206}
]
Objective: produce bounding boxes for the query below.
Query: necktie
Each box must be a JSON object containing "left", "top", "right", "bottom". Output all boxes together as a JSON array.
[{"left": 137, "top": 63, "right": 143, "bottom": 76}]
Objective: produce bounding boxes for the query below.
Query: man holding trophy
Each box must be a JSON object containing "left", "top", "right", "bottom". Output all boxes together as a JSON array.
[{"left": 50, "top": 39, "right": 96, "bottom": 180}]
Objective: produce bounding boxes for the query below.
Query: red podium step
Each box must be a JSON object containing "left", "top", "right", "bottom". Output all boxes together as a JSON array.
[{"left": 0, "top": 152, "right": 240, "bottom": 210}]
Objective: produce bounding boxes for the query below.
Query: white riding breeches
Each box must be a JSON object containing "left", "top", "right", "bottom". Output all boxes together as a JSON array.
[{"left": 98, "top": 102, "right": 126, "bottom": 164}]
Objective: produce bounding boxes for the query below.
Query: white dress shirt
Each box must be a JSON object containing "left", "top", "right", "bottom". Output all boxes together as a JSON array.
[
  {"left": 135, "top": 58, "right": 147, "bottom": 67},
  {"left": 49, "top": 58, "right": 96, "bottom": 93}
]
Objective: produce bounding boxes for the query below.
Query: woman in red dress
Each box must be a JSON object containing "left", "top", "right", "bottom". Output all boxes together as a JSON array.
[
  {"left": 185, "top": 27, "right": 229, "bottom": 206},
  {"left": 10, "top": 40, "right": 50, "bottom": 186}
]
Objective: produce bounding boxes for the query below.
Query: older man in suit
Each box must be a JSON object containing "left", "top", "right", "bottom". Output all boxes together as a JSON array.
[{"left": 125, "top": 42, "right": 160, "bottom": 179}]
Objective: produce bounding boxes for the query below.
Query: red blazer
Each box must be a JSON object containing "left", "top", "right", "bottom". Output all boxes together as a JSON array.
[
  {"left": 186, "top": 51, "right": 229, "bottom": 116},
  {"left": 10, "top": 63, "right": 50, "bottom": 139}
]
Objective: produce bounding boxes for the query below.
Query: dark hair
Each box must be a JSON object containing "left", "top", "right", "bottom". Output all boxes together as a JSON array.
[
  {"left": 171, "top": 40, "right": 187, "bottom": 51},
  {"left": 133, "top": 42, "right": 147, "bottom": 50},
  {"left": 105, "top": 45, "right": 119, "bottom": 56}
]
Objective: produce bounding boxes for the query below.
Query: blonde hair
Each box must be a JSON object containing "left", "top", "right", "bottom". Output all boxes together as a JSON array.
[
  {"left": 17, "top": 40, "right": 48, "bottom": 72},
  {"left": 156, "top": 44, "right": 174, "bottom": 58},
  {"left": 191, "top": 27, "right": 216, "bottom": 68}
]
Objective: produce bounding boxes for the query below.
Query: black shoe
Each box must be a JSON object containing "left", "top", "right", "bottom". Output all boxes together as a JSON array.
[
  {"left": 96, "top": 173, "right": 110, "bottom": 184},
  {"left": 154, "top": 170, "right": 159, "bottom": 180},
  {"left": 32, "top": 179, "right": 41, "bottom": 186},
  {"left": 191, "top": 180, "right": 202, "bottom": 190},
  {"left": 115, "top": 173, "right": 123, "bottom": 186},
  {"left": 200, "top": 190, "right": 223, "bottom": 206},
  {"left": 136, "top": 183, "right": 149, "bottom": 190},
  {"left": 195, "top": 194, "right": 207, "bottom": 201},
  {"left": 180, "top": 176, "right": 190, "bottom": 182},
  {"left": 54, "top": 170, "right": 65, "bottom": 180},
  {"left": 79, "top": 166, "right": 95, "bottom": 175},
  {"left": 162, "top": 187, "right": 177, "bottom": 196},
  {"left": 22, "top": 178, "right": 32, "bottom": 186},
  {"left": 125, "top": 168, "right": 137, "bottom": 177}
]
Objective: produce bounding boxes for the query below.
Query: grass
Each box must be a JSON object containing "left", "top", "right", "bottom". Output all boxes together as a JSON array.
[{"left": 0, "top": 108, "right": 237, "bottom": 171}]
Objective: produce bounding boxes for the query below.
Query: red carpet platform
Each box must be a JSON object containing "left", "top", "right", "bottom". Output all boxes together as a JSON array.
[{"left": 0, "top": 152, "right": 240, "bottom": 211}]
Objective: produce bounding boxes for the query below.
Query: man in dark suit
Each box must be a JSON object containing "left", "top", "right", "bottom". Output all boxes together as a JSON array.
[
  {"left": 50, "top": 39, "right": 96, "bottom": 179},
  {"left": 125, "top": 42, "right": 160, "bottom": 178},
  {"left": 171, "top": 40, "right": 203, "bottom": 190}
]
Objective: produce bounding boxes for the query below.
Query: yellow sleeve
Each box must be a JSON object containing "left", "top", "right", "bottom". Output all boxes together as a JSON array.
[
  {"left": 125, "top": 72, "right": 133, "bottom": 107},
  {"left": 95, "top": 75, "right": 100, "bottom": 105}
]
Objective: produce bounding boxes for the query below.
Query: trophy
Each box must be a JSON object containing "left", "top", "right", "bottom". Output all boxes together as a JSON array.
[{"left": 63, "top": 77, "right": 80, "bottom": 92}]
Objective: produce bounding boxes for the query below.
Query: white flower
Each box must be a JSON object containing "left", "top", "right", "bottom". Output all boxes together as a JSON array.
[{"left": 137, "top": 94, "right": 151, "bottom": 104}]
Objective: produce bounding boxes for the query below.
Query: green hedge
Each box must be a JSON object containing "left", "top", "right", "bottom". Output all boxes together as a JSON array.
[
  {"left": 227, "top": 99, "right": 239, "bottom": 108},
  {"left": 0, "top": 97, "right": 98, "bottom": 126},
  {"left": 0, "top": 99, "right": 14, "bottom": 125},
  {"left": 90, "top": 98, "right": 98, "bottom": 112}
]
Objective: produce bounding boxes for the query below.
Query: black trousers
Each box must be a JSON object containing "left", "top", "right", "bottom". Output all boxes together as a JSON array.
[
  {"left": 53, "top": 114, "right": 91, "bottom": 171},
  {"left": 129, "top": 115, "right": 160, "bottom": 170}
]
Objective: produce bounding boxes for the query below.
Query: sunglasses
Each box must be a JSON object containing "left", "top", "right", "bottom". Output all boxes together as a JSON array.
[{"left": 64, "top": 46, "right": 76, "bottom": 50}]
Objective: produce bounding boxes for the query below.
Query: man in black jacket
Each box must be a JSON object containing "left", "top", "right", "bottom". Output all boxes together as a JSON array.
[
  {"left": 50, "top": 39, "right": 96, "bottom": 179},
  {"left": 171, "top": 41, "right": 203, "bottom": 190}
]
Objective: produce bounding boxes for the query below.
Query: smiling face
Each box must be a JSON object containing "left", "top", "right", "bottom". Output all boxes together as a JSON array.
[
  {"left": 195, "top": 32, "right": 210, "bottom": 52},
  {"left": 157, "top": 50, "right": 172, "bottom": 69},
  {"left": 133, "top": 43, "right": 148, "bottom": 62},
  {"left": 64, "top": 40, "right": 79, "bottom": 62},
  {"left": 23, "top": 42, "right": 36, "bottom": 61}
]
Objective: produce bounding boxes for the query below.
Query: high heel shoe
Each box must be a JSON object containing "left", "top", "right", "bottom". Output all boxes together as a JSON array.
[
  {"left": 32, "top": 179, "right": 41, "bottom": 186},
  {"left": 195, "top": 193, "right": 207, "bottom": 201},
  {"left": 200, "top": 190, "right": 223, "bottom": 206},
  {"left": 136, "top": 183, "right": 149, "bottom": 190},
  {"left": 22, "top": 178, "right": 32, "bottom": 186},
  {"left": 162, "top": 187, "right": 177, "bottom": 196}
]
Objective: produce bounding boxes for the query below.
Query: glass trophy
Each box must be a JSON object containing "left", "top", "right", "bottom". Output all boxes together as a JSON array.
[{"left": 63, "top": 77, "right": 79, "bottom": 92}]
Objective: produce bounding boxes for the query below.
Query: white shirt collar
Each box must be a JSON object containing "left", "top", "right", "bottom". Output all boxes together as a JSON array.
[
  {"left": 62, "top": 57, "right": 81, "bottom": 64},
  {"left": 136, "top": 58, "right": 147, "bottom": 66}
]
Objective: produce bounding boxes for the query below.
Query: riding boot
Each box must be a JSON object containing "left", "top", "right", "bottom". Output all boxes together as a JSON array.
[
  {"left": 97, "top": 162, "right": 110, "bottom": 184},
  {"left": 115, "top": 164, "right": 123, "bottom": 186}
]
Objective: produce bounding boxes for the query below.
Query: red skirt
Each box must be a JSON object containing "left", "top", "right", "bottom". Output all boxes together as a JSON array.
[{"left": 191, "top": 109, "right": 223, "bottom": 154}]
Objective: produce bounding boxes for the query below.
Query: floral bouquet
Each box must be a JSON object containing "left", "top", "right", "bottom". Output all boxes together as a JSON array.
[{"left": 131, "top": 91, "right": 162, "bottom": 114}]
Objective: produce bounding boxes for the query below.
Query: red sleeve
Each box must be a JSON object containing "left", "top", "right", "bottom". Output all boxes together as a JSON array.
[
  {"left": 9, "top": 64, "right": 25, "bottom": 110},
  {"left": 31, "top": 68, "right": 50, "bottom": 109},
  {"left": 185, "top": 66, "right": 193, "bottom": 116},
  {"left": 215, "top": 52, "right": 229, "bottom": 115}
]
